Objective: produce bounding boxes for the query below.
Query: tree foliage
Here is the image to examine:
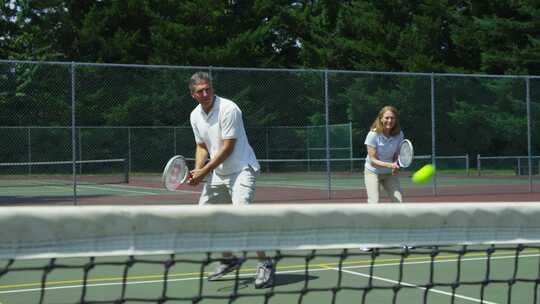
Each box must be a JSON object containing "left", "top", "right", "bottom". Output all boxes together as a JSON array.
[
  {"left": 1, "top": 0, "right": 538, "bottom": 74},
  {"left": 1, "top": 0, "right": 539, "bottom": 158}
]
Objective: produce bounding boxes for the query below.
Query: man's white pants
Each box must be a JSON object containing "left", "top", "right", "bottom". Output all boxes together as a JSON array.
[{"left": 198, "top": 166, "right": 257, "bottom": 205}]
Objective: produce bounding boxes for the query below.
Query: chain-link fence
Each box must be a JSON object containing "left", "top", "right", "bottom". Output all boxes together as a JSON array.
[
  {"left": 0, "top": 124, "right": 352, "bottom": 173},
  {"left": 1, "top": 60, "right": 539, "bottom": 204}
]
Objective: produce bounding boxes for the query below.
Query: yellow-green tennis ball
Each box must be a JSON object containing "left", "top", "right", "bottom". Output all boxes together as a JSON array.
[{"left": 412, "top": 164, "right": 434, "bottom": 184}]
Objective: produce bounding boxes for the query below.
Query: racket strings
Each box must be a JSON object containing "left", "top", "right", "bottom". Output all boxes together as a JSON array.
[
  {"left": 163, "top": 156, "right": 189, "bottom": 190},
  {"left": 400, "top": 146, "right": 412, "bottom": 161},
  {"left": 399, "top": 143, "right": 413, "bottom": 167}
]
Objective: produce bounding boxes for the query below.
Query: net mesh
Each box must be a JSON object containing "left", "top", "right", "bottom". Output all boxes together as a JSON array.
[{"left": 0, "top": 203, "right": 539, "bottom": 304}]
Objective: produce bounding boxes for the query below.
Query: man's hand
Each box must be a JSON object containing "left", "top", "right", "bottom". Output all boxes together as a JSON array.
[{"left": 188, "top": 168, "right": 206, "bottom": 186}]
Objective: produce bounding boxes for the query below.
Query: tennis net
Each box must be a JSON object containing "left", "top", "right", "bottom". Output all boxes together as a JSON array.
[
  {"left": 0, "top": 159, "right": 129, "bottom": 187},
  {"left": 0, "top": 203, "right": 539, "bottom": 303},
  {"left": 184, "top": 155, "right": 470, "bottom": 174}
]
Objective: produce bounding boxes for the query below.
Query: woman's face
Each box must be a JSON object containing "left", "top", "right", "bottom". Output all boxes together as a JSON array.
[{"left": 381, "top": 110, "right": 396, "bottom": 132}]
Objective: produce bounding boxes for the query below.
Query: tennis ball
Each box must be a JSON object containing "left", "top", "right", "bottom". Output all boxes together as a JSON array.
[{"left": 412, "top": 164, "right": 434, "bottom": 184}]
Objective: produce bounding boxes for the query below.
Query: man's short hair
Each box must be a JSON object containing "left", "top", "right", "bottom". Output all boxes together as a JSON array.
[{"left": 189, "top": 72, "right": 212, "bottom": 92}]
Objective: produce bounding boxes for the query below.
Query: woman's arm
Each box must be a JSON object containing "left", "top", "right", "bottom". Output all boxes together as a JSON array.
[{"left": 367, "top": 146, "right": 399, "bottom": 171}]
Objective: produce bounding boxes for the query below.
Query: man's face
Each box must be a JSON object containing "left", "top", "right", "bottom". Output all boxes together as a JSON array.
[{"left": 191, "top": 82, "right": 214, "bottom": 111}]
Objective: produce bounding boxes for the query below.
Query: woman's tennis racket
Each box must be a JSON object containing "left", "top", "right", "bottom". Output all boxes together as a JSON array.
[
  {"left": 162, "top": 155, "right": 192, "bottom": 191},
  {"left": 397, "top": 139, "right": 414, "bottom": 168}
]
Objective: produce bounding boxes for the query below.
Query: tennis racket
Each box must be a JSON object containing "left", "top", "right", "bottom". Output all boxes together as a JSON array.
[
  {"left": 162, "top": 155, "right": 193, "bottom": 191},
  {"left": 397, "top": 139, "right": 414, "bottom": 168}
]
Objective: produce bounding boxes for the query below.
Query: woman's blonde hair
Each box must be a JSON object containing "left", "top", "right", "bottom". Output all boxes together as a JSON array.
[{"left": 370, "top": 105, "right": 401, "bottom": 136}]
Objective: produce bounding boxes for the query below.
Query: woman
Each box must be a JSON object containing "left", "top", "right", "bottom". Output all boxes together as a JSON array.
[{"left": 364, "top": 105, "right": 404, "bottom": 203}]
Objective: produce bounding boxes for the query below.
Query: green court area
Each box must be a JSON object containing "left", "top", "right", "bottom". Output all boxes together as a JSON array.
[
  {"left": 0, "top": 182, "right": 169, "bottom": 197},
  {"left": 1, "top": 246, "right": 538, "bottom": 304},
  {"left": 1, "top": 170, "right": 539, "bottom": 205},
  {"left": 256, "top": 173, "right": 537, "bottom": 190}
]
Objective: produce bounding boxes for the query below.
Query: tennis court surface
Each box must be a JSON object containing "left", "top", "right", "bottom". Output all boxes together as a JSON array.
[
  {"left": 2, "top": 160, "right": 540, "bottom": 205},
  {"left": 1, "top": 203, "right": 539, "bottom": 304}
]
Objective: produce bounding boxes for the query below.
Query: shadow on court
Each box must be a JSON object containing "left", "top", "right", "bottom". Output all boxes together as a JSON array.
[
  {"left": 215, "top": 274, "right": 319, "bottom": 292},
  {"left": 273, "top": 274, "right": 318, "bottom": 287}
]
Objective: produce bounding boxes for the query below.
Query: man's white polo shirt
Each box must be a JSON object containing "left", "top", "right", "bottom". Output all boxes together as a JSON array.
[{"left": 190, "top": 96, "right": 260, "bottom": 176}]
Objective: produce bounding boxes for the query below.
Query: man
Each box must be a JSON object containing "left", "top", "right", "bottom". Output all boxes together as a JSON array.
[{"left": 188, "top": 71, "right": 275, "bottom": 289}]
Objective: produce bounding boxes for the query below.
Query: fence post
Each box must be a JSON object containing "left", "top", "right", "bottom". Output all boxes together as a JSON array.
[
  {"left": 477, "top": 154, "right": 481, "bottom": 176},
  {"left": 525, "top": 77, "right": 532, "bottom": 192},
  {"left": 265, "top": 127, "right": 270, "bottom": 172},
  {"left": 430, "top": 73, "right": 437, "bottom": 196},
  {"left": 128, "top": 127, "right": 132, "bottom": 176},
  {"left": 465, "top": 154, "right": 469, "bottom": 176},
  {"left": 71, "top": 62, "right": 77, "bottom": 206},
  {"left": 78, "top": 127, "right": 82, "bottom": 173},
  {"left": 306, "top": 126, "right": 310, "bottom": 172},
  {"left": 27, "top": 127, "right": 31, "bottom": 175},
  {"left": 324, "top": 70, "right": 331, "bottom": 199},
  {"left": 173, "top": 127, "right": 177, "bottom": 155},
  {"left": 349, "top": 121, "right": 353, "bottom": 172}
]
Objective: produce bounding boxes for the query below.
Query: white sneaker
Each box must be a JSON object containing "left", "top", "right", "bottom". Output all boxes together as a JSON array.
[
  {"left": 207, "top": 256, "right": 245, "bottom": 281},
  {"left": 254, "top": 259, "right": 275, "bottom": 289}
]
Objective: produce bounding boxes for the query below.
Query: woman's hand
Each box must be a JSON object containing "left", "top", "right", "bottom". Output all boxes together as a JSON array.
[{"left": 391, "top": 162, "right": 400, "bottom": 175}]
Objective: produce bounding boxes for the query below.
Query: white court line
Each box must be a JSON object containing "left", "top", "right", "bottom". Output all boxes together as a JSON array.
[
  {"left": 106, "top": 184, "right": 202, "bottom": 194},
  {"left": 77, "top": 185, "right": 159, "bottom": 195},
  {"left": 18, "top": 180, "right": 201, "bottom": 195},
  {"left": 15, "top": 181, "right": 160, "bottom": 196},
  {"left": 341, "top": 253, "right": 540, "bottom": 270},
  {"left": 327, "top": 253, "right": 540, "bottom": 304},
  {"left": 0, "top": 276, "right": 202, "bottom": 294},
  {"left": 335, "top": 267, "right": 499, "bottom": 304}
]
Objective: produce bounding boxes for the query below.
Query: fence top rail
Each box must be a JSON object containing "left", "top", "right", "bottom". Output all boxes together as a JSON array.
[
  {"left": 1, "top": 59, "right": 539, "bottom": 79},
  {"left": 478, "top": 155, "right": 540, "bottom": 159},
  {"left": 0, "top": 123, "right": 352, "bottom": 129},
  {"left": 0, "top": 159, "right": 126, "bottom": 166},
  {"left": 0, "top": 126, "right": 186, "bottom": 129},
  {"left": 220, "top": 155, "right": 468, "bottom": 162}
]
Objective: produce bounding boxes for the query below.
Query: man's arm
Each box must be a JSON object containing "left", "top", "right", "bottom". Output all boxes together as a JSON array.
[
  {"left": 189, "top": 139, "right": 236, "bottom": 185},
  {"left": 194, "top": 142, "right": 209, "bottom": 170}
]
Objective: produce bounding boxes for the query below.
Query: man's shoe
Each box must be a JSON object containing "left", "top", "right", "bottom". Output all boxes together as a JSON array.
[
  {"left": 254, "top": 259, "right": 275, "bottom": 289},
  {"left": 207, "top": 256, "right": 245, "bottom": 281}
]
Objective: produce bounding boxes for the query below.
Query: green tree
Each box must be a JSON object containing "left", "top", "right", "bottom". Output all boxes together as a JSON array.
[{"left": 450, "top": 1, "right": 540, "bottom": 74}]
